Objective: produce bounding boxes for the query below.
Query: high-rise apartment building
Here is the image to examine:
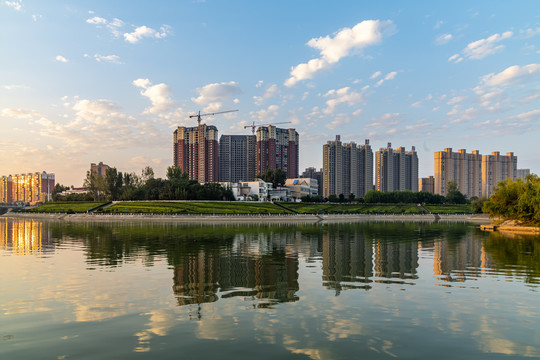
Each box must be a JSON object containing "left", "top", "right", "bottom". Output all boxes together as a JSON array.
[
  {"left": 322, "top": 136, "right": 373, "bottom": 198},
  {"left": 482, "top": 152, "right": 517, "bottom": 198},
  {"left": 174, "top": 124, "right": 219, "bottom": 182},
  {"left": 301, "top": 167, "right": 323, "bottom": 196},
  {"left": 219, "top": 135, "right": 256, "bottom": 182},
  {"left": 517, "top": 169, "right": 530, "bottom": 179},
  {"left": 419, "top": 176, "right": 435, "bottom": 194},
  {"left": 434, "top": 148, "right": 482, "bottom": 197},
  {"left": 0, "top": 172, "right": 55, "bottom": 205},
  {"left": 90, "top": 162, "right": 110, "bottom": 177},
  {"left": 375, "top": 144, "right": 418, "bottom": 192},
  {"left": 256, "top": 126, "right": 299, "bottom": 179}
]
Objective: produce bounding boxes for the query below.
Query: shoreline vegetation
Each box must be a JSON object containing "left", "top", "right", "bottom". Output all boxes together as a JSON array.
[{"left": 481, "top": 174, "right": 540, "bottom": 234}]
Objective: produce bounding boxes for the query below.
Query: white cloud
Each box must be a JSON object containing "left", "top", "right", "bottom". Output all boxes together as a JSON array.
[
  {"left": 253, "top": 84, "right": 279, "bottom": 105},
  {"left": 326, "top": 113, "right": 352, "bottom": 130},
  {"left": 56, "top": 55, "right": 68, "bottom": 63},
  {"left": 375, "top": 71, "right": 397, "bottom": 87},
  {"left": 366, "top": 113, "right": 401, "bottom": 128},
  {"left": 4, "top": 1, "right": 22, "bottom": 11},
  {"left": 284, "top": 20, "right": 395, "bottom": 87},
  {"left": 255, "top": 80, "right": 264, "bottom": 88},
  {"left": 250, "top": 105, "right": 279, "bottom": 123},
  {"left": 192, "top": 81, "right": 242, "bottom": 105},
  {"left": 507, "top": 109, "right": 540, "bottom": 123},
  {"left": 32, "top": 14, "right": 42, "bottom": 22},
  {"left": 124, "top": 25, "right": 171, "bottom": 44},
  {"left": 481, "top": 63, "right": 540, "bottom": 87},
  {"left": 94, "top": 54, "right": 122, "bottom": 64},
  {"left": 370, "top": 71, "right": 382, "bottom": 79},
  {"left": 520, "top": 27, "right": 540, "bottom": 38},
  {"left": 447, "top": 96, "right": 466, "bottom": 105},
  {"left": 436, "top": 33, "right": 453, "bottom": 45},
  {"left": 3, "top": 84, "right": 28, "bottom": 90},
  {"left": 133, "top": 78, "right": 176, "bottom": 114},
  {"left": 86, "top": 16, "right": 107, "bottom": 25},
  {"left": 1, "top": 108, "right": 44, "bottom": 119},
  {"left": 322, "top": 87, "right": 365, "bottom": 115},
  {"left": 449, "top": 31, "right": 513, "bottom": 63}
]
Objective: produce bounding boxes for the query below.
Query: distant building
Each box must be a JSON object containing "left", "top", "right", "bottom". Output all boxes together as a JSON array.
[
  {"left": 517, "top": 169, "right": 530, "bottom": 179},
  {"left": 219, "top": 179, "right": 272, "bottom": 201},
  {"left": 323, "top": 137, "right": 373, "bottom": 198},
  {"left": 219, "top": 135, "right": 256, "bottom": 182},
  {"left": 256, "top": 126, "right": 299, "bottom": 179},
  {"left": 419, "top": 176, "right": 435, "bottom": 194},
  {"left": 482, "top": 152, "right": 517, "bottom": 198},
  {"left": 174, "top": 124, "right": 219, "bottom": 182},
  {"left": 90, "top": 162, "right": 110, "bottom": 177},
  {"left": 285, "top": 178, "right": 319, "bottom": 200},
  {"left": 434, "top": 148, "right": 482, "bottom": 197},
  {"left": 375, "top": 143, "right": 418, "bottom": 192},
  {"left": 301, "top": 167, "right": 323, "bottom": 196},
  {"left": 0, "top": 172, "right": 55, "bottom": 205}
]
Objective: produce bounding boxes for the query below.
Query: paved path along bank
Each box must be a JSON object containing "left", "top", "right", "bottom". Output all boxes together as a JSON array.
[{"left": 4, "top": 212, "right": 491, "bottom": 225}]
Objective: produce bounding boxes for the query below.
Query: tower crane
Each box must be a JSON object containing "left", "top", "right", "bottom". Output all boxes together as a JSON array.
[
  {"left": 189, "top": 109, "right": 238, "bottom": 125},
  {"left": 244, "top": 121, "right": 292, "bottom": 135}
]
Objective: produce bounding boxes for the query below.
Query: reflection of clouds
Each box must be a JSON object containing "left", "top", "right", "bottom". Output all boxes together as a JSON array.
[
  {"left": 134, "top": 308, "right": 181, "bottom": 353},
  {"left": 196, "top": 315, "right": 238, "bottom": 341}
]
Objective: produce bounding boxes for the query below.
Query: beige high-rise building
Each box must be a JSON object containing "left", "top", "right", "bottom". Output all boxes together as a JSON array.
[
  {"left": 517, "top": 169, "right": 530, "bottom": 179},
  {"left": 375, "top": 143, "right": 418, "bottom": 192},
  {"left": 419, "top": 176, "right": 435, "bottom": 194},
  {"left": 90, "top": 162, "right": 110, "bottom": 178},
  {"left": 323, "top": 136, "right": 373, "bottom": 198},
  {"left": 482, "top": 152, "right": 517, "bottom": 198},
  {"left": 173, "top": 124, "right": 219, "bottom": 182},
  {"left": 434, "top": 148, "right": 482, "bottom": 197}
]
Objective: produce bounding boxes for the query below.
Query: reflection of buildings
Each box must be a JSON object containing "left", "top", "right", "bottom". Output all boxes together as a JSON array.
[
  {"left": 172, "top": 234, "right": 299, "bottom": 308},
  {"left": 374, "top": 239, "right": 419, "bottom": 279},
  {"left": 432, "top": 233, "right": 492, "bottom": 281},
  {"left": 322, "top": 228, "right": 373, "bottom": 293},
  {"left": 0, "top": 218, "right": 53, "bottom": 254}
]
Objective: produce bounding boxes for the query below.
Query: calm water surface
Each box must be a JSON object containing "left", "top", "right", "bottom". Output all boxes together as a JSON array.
[{"left": 1, "top": 218, "right": 539, "bottom": 359}]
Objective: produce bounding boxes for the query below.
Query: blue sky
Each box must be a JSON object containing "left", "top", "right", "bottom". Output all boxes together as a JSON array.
[{"left": 1, "top": 0, "right": 538, "bottom": 186}]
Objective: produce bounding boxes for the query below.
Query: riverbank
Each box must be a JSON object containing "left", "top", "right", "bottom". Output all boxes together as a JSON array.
[
  {"left": 3, "top": 212, "right": 491, "bottom": 224},
  {"left": 480, "top": 220, "right": 540, "bottom": 235}
]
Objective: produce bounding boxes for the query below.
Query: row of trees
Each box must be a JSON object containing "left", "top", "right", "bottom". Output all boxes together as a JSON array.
[
  {"left": 301, "top": 180, "right": 468, "bottom": 204},
  {"left": 54, "top": 166, "right": 235, "bottom": 201},
  {"left": 483, "top": 174, "right": 540, "bottom": 225}
]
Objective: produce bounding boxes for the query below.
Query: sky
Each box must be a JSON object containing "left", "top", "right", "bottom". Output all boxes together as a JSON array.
[{"left": 0, "top": 0, "right": 538, "bottom": 186}]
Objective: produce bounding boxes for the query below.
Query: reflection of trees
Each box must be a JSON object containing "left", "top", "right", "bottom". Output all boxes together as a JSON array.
[
  {"left": 483, "top": 232, "right": 540, "bottom": 284},
  {"left": 48, "top": 222, "right": 300, "bottom": 311}
]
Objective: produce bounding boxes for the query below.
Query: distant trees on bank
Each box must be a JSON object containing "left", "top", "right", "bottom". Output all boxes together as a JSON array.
[
  {"left": 483, "top": 174, "right": 540, "bottom": 226},
  {"left": 54, "top": 166, "right": 235, "bottom": 202}
]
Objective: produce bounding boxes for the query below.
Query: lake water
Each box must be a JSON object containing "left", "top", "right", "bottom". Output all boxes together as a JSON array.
[{"left": 1, "top": 217, "right": 539, "bottom": 359}]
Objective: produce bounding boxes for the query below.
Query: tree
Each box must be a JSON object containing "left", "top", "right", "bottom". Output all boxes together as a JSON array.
[
  {"left": 483, "top": 175, "right": 540, "bottom": 225},
  {"left": 52, "top": 184, "right": 69, "bottom": 201},
  {"left": 258, "top": 168, "right": 287, "bottom": 188},
  {"left": 105, "top": 168, "right": 123, "bottom": 201},
  {"left": 83, "top": 170, "right": 106, "bottom": 200},
  {"left": 445, "top": 180, "right": 467, "bottom": 204}
]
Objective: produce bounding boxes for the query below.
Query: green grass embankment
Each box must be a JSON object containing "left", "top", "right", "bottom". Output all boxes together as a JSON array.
[
  {"left": 423, "top": 204, "right": 472, "bottom": 214},
  {"left": 23, "top": 201, "right": 109, "bottom": 213},
  {"left": 278, "top": 203, "right": 424, "bottom": 214},
  {"left": 98, "top": 201, "right": 290, "bottom": 215}
]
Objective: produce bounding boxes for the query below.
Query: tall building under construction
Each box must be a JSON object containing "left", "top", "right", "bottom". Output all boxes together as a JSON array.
[
  {"left": 256, "top": 125, "right": 299, "bottom": 179},
  {"left": 173, "top": 124, "right": 219, "bottom": 182}
]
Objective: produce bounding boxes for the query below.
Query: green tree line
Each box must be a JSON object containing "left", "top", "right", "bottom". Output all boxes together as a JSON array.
[
  {"left": 53, "top": 166, "right": 235, "bottom": 202},
  {"left": 483, "top": 174, "right": 540, "bottom": 225}
]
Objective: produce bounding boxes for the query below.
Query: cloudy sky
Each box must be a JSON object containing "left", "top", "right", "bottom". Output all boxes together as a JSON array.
[{"left": 1, "top": 0, "right": 538, "bottom": 186}]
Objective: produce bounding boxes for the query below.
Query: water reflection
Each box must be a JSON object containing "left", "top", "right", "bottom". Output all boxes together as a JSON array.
[
  {"left": 0, "top": 217, "right": 54, "bottom": 254},
  {"left": 1, "top": 218, "right": 540, "bottom": 359}
]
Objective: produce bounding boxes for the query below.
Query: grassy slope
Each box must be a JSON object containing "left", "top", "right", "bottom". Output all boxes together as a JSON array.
[
  {"left": 279, "top": 203, "right": 424, "bottom": 214},
  {"left": 99, "top": 201, "right": 290, "bottom": 214},
  {"left": 24, "top": 201, "right": 108, "bottom": 213}
]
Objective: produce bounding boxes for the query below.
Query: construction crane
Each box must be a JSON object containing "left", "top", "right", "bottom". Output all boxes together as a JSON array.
[
  {"left": 244, "top": 121, "right": 292, "bottom": 135},
  {"left": 189, "top": 109, "right": 239, "bottom": 125}
]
